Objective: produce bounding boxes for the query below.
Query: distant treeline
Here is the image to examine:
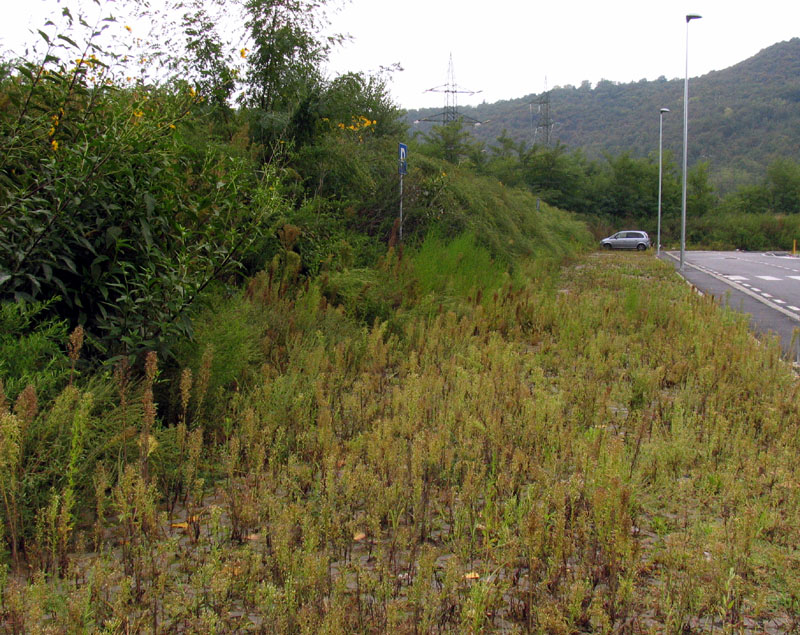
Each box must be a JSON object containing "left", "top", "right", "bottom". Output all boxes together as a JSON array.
[
  {"left": 413, "top": 120, "right": 800, "bottom": 250},
  {"left": 406, "top": 38, "right": 800, "bottom": 193}
]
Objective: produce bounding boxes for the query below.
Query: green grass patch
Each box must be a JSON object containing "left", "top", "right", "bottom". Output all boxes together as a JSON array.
[{"left": 4, "top": 252, "right": 800, "bottom": 632}]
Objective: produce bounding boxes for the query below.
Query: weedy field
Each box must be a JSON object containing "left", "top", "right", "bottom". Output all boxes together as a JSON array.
[{"left": 2, "top": 251, "right": 800, "bottom": 633}]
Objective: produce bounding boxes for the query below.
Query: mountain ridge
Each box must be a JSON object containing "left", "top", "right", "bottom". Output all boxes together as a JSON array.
[{"left": 404, "top": 38, "right": 800, "bottom": 191}]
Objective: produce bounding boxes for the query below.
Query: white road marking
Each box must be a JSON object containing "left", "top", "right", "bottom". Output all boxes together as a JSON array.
[
  {"left": 789, "top": 306, "right": 800, "bottom": 311},
  {"left": 756, "top": 276, "right": 781, "bottom": 281},
  {"left": 727, "top": 275, "right": 749, "bottom": 281},
  {"left": 751, "top": 288, "right": 762, "bottom": 292},
  {"left": 789, "top": 276, "right": 800, "bottom": 281},
  {"left": 774, "top": 299, "right": 786, "bottom": 304},
  {"left": 762, "top": 293, "right": 773, "bottom": 298}
]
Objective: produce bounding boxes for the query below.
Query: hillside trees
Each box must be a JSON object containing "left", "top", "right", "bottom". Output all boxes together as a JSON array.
[
  {"left": 766, "top": 157, "right": 800, "bottom": 214},
  {"left": 438, "top": 130, "right": 686, "bottom": 223},
  {"left": 419, "top": 120, "right": 479, "bottom": 165},
  {"left": 687, "top": 160, "right": 718, "bottom": 217},
  {"left": 518, "top": 144, "right": 593, "bottom": 213},
  {"left": 717, "top": 157, "right": 800, "bottom": 216}
]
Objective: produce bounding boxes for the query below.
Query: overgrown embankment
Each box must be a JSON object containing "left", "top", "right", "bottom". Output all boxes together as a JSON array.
[
  {"left": 3, "top": 251, "right": 799, "bottom": 632},
  {"left": 2, "top": 2, "right": 798, "bottom": 629}
]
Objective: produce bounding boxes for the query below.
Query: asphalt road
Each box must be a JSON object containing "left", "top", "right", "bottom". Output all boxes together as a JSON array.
[{"left": 659, "top": 250, "right": 800, "bottom": 362}]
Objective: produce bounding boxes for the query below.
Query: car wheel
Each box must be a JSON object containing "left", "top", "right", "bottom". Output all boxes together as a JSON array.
[
  {"left": 604, "top": 243, "right": 613, "bottom": 250},
  {"left": 636, "top": 243, "right": 646, "bottom": 251}
]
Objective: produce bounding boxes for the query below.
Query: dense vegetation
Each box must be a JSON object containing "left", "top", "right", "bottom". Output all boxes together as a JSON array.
[
  {"left": 5, "top": 251, "right": 800, "bottom": 632},
  {"left": 406, "top": 118, "right": 800, "bottom": 251},
  {"left": 2, "top": 1, "right": 800, "bottom": 632}
]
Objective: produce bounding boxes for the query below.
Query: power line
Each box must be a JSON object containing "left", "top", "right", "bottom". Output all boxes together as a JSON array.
[{"left": 416, "top": 54, "right": 483, "bottom": 125}]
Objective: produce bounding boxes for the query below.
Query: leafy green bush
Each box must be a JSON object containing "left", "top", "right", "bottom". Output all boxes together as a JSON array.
[
  {"left": 0, "top": 51, "right": 281, "bottom": 360},
  {"left": 410, "top": 231, "right": 508, "bottom": 299},
  {"left": 688, "top": 213, "right": 800, "bottom": 250}
]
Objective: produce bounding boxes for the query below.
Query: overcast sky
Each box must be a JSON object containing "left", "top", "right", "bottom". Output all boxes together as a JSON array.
[{"left": 4, "top": 0, "right": 799, "bottom": 109}]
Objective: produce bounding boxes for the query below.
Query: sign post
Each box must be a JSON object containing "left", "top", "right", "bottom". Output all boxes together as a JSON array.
[{"left": 398, "top": 143, "right": 407, "bottom": 243}]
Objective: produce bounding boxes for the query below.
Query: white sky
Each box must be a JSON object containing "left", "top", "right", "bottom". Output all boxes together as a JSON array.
[
  {"left": 325, "top": 0, "right": 800, "bottom": 108},
  {"left": 3, "top": 0, "right": 799, "bottom": 109}
]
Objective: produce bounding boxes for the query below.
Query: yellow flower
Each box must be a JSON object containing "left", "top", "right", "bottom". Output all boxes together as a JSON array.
[
  {"left": 133, "top": 109, "right": 144, "bottom": 118},
  {"left": 169, "top": 124, "right": 176, "bottom": 130},
  {"left": 51, "top": 139, "right": 58, "bottom": 151},
  {"left": 240, "top": 48, "right": 248, "bottom": 58},
  {"left": 48, "top": 126, "right": 55, "bottom": 137},
  {"left": 125, "top": 25, "right": 132, "bottom": 32}
]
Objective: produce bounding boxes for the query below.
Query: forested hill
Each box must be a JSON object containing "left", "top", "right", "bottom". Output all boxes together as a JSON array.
[{"left": 404, "top": 38, "right": 800, "bottom": 190}]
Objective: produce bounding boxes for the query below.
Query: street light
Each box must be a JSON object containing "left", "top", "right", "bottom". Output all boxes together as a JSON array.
[
  {"left": 658, "top": 108, "right": 670, "bottom": 256},
  {"left": 680, "top": 13, "right": 702, "bottom": 269}
]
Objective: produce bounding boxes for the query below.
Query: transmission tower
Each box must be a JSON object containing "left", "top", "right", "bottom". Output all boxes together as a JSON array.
[
  {"left": 532, "top": 80, "right": 553, "bottom": 145},
  {"left": 417, "top": 54, "right": 483, "bottom": 125}
]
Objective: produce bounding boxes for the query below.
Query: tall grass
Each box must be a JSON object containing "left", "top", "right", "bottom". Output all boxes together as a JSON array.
[
  {"left": 410, "top": 232, "right": 508, "bottom": 299},
  {"left": 3, "top": 252, "right": 800, "bottom": 632}
]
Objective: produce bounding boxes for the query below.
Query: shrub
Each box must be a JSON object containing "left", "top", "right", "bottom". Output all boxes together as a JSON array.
[{"left": 0, "top": 46, "right": 281, "bottom": 360}]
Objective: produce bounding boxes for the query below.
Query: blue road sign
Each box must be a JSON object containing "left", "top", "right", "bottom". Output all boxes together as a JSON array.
[{"left": 398, "top": 143, "right": 408, "bottom": 175}]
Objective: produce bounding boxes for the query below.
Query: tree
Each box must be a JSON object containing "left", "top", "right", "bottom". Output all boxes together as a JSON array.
[
  {"left": 688, "top": 161, "right": 718, "bottom": 216},
  {"left": 519, "top": 144, "right": 574, "bottom": 207},
  {"left": 421, "top": 120, "right": 477, "bottom": 165},
  {"left": 178, "top": 0, "right": 239, "bottom": 112},
  {"left": 241, "top": 0, "right": 339, "bottom": 113},
  {"left": 766, "top": 158, "right": 800, "bottom": 214}
]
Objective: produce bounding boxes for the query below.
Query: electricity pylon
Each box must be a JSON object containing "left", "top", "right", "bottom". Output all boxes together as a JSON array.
[{"left": 417, "top": 54, "right": 483, "bottom": 125}]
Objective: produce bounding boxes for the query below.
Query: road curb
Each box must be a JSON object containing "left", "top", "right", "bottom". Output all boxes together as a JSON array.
[{"left": 661, "top": 251, "right": 800, "bottom": 324}]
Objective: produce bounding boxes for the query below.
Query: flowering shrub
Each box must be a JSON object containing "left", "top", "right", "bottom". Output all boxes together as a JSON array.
[{"left": 0, "top": 40, "right": 280, "bottom": 359}]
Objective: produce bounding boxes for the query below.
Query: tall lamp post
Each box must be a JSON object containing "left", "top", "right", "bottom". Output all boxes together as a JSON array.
[
  {"left": 658, "top": 107, "right": 669, "bottom": 256},
  {"left": 680, "top": 13, "right": 702, "bottom": 269}
]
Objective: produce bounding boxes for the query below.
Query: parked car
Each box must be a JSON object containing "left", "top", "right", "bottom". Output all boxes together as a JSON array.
[{"left": 600, "top": 230, "right": 651, "bottom": 250}]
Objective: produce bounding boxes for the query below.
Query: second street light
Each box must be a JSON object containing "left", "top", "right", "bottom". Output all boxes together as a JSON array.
[
  {"left": 680, "top": 13, "right": 702, "bottom": 269},
  {"left": 657, "top": 108, "right": 669, "bottom": 256}
]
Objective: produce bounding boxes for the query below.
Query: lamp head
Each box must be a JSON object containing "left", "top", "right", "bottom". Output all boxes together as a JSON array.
[
  {"left": 660, "top": 108, "right": 670, "bottom": 114},
  {"left": 686, "top": 14, "right": 702, "bottom": 21}
]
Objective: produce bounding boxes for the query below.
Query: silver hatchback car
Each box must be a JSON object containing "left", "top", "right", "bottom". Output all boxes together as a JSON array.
[{"left": 600, "top": 230, "right": 651, "bottom": 251}]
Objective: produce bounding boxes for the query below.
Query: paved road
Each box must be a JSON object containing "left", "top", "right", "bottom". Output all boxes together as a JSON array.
[{"left": 659, "top": 250, "right": 800, "bottom": 362}]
